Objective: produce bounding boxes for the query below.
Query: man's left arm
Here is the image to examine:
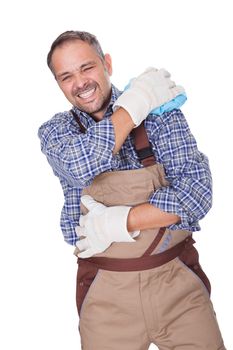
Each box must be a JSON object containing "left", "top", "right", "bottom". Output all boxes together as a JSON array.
[{"left": 127, "top": 203, "right": 180, "bottom": 232}]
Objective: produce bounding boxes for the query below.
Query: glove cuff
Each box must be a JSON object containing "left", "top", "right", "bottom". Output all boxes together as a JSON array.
[
  {"left": 113, "top": 90, "right": 151, "bottom": 127},
  {"left": 106, "top": 206, "right": 135, "bottom": 242}
]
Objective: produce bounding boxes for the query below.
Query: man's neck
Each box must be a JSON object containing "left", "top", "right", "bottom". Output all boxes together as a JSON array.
[{"left": 89, "top": 89, "right": 113, "bottom": 122}]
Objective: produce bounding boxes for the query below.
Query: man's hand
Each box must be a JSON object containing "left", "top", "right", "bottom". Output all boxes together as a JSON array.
[
  {"left": 75, "top": 195, "right": 139, "bottom": 258},
  {"left": 113, "top": 67, "right": 185, "bottom": 127}
]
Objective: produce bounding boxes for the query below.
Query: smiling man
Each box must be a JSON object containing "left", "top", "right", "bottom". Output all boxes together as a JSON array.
[
  {"left": 50, "top": 40, "right": 113, "bottom": 120},
  {"left": 39, "top": 31, "right": 225, "bottom": 349}
]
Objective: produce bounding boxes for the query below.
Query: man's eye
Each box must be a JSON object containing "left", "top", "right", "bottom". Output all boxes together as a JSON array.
[
  {"left": 83, "top": 66, "right": 94, "bottom": 72},
  {"left": 62, "top": 76, "right": 71, "bottom": 82}
]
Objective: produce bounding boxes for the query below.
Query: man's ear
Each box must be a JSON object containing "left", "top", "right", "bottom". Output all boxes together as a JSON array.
[{"left": 104, "top": 53, "right": 113, "bottom": 76}]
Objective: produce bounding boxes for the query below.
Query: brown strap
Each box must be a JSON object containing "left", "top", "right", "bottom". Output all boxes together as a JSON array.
[
  {"left": 70, "top": 109, "right": 86, "bottom": 133},
  {"left": 79, "top": 237, "right": 195, "bottom": 272},
  {"left": 132, "top": 122, "right": 162, "bottom": 258},
  {"left": 131, "top": 122, "right": 156, "bottom": 167},
  {"left": 142, "top": 227, "right": 166, "bottom": 257}
]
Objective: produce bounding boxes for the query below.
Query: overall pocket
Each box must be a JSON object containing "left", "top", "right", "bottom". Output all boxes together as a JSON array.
[
  {"left": 179, "top": 244, "right": 211, "bottom": 295},
  {"left": 76, "top": 259, "right": 99, "bottom": 316}
]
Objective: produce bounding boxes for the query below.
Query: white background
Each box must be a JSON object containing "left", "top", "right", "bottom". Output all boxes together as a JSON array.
[{"left": 0, "top": 0, "right": 232, "bottom": 348}]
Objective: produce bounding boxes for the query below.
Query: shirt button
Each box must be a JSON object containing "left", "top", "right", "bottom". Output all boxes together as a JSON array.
[
  {"left": 79, "top": 281, "right": 84, "bottom": 287},
  {"left": 193, "top": 265, "right": 199, "bottom": 270}
]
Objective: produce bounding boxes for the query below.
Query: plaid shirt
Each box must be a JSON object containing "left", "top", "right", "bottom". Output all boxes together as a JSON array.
[{"left": 38, "top": 85, "right": 212, "bottom": 245}]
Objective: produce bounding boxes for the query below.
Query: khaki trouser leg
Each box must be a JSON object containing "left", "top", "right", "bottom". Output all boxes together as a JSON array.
[
  {"left": 148, "top": 258, "right": 225, "bottom": 349},
  {"left": 79, "top": 269, "right": 151, "bottom": 350},
  {"left": 79, "top": 259, "right": 225, "bottom": 350}
]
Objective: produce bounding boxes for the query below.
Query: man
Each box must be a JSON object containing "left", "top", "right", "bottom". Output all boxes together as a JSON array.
[{"left": 39, "top": 31, "right": 225, "bottom": 349}]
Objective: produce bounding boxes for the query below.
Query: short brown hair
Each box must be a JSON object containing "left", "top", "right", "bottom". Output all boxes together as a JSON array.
[{"left": 47, "top": 30, "right": 105, "bottom": 73}]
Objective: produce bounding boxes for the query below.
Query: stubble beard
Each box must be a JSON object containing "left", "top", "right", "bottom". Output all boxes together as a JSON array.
[{"left": 74, "top": 84, "right": 112, "bottom": 118}]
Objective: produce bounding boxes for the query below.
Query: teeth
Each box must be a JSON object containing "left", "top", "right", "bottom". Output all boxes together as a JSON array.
[{"left": 78, "top": 88, "right": 95, "bottom": 99}]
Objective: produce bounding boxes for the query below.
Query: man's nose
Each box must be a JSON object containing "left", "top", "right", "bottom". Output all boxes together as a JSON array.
[{"left": 73, "top": 72, "right": 89, "bottom": 91}]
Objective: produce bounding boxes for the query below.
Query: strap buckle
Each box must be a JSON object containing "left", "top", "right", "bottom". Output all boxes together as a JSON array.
[{"left": 137, "top": 147, "right": 154, "bottom": 161}]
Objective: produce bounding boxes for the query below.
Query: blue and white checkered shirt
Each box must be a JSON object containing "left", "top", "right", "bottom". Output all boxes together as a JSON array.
[{"left": 38, "top": 85, "right": 212, "bottom": 246}]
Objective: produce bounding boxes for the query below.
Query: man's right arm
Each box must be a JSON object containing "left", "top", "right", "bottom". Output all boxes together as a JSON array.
[
  {"left": 111, "top": 108, "right": 135, "bottom": 153},
  {"left": 39, "top": 68, "right": 185, "bottom": 187}
]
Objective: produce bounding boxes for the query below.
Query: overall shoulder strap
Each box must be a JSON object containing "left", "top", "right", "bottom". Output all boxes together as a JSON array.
[
  {"left": 131, "top": 122, "right": 156, "bottom": 167},
  {"left": 70, "top": 109, "right": 86, "bottom": 133},
  {"left": 132, "top": 124, "right": 165, "bottom": 256}
]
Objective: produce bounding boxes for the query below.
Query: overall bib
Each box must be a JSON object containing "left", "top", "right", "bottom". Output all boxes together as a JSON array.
[{"left": 73, "top": 120, "right": 225, "bottom": 350}]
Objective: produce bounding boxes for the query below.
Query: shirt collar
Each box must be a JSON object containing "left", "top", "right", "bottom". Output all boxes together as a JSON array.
[{"left": 72, "top": 84, "right": 121, "bottom": 127}]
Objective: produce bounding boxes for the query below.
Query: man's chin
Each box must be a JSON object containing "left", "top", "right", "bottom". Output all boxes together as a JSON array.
[
  {"left": 76, "top": 101, "right": 106, "bottom": 118},
  {"left": 79, "top": 105, "right": 99, "bottom": 115}
]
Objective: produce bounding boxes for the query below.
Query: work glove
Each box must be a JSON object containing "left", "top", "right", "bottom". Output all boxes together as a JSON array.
[
  {"left": 75, "top": 195, "right": 140, "bottom": 258},
  {"left": 113, "top": 67, "right": 185, "bottom": 127}
]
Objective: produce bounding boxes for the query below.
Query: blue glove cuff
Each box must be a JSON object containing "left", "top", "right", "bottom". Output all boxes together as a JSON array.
[{"left": 150, "top": 93, "right": 187, "bottom": 115}]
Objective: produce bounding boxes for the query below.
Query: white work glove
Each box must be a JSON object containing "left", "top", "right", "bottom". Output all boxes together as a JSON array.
[
  {"left": 75, "top": 195, "right": 140, "bottom": 258},
  {"left": 113, "top": 67, "right": 185, "bottom": 127}
]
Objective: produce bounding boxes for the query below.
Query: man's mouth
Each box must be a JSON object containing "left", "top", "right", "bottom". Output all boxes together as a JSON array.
[{"left": 78, "top": 87, "right": 96, "bottom": 100}]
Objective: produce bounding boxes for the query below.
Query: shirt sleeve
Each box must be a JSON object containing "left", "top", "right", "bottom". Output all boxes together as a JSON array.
[
  {"left": 59, "top": 179, "right": 82, "bottom": 246},
  {"left": 148, "top": 109, "right": 213, "bottom": 231},
  {"left": 38, "top": 112, "right": 118, "bottom": 187}
]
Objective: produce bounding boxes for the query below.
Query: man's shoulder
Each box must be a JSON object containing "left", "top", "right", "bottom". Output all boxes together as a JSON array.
[
  {"left": 38, "top": 109, "right": 76, "bottom": 146},
  {"left": 146, "top": 108, "right": 186, "bottom": 131},
  {"left": 39, "top": 110, "right": 73, "bottom": 129},
  {"left": 150, "top": 108, "right": 184, "bottom": 121}
]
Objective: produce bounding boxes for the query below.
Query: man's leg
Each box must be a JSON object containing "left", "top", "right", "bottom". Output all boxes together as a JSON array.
[
  {"left": 79, "top": 269, "right": 151, "bottom": 350},
  {"left": 146, "top": 258, "right": 225, "bottom": 349}
]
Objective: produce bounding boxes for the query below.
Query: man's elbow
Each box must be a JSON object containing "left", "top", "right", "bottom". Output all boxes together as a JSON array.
[{"left": 196, "top": 192, "right": 213, "bottom": 221}]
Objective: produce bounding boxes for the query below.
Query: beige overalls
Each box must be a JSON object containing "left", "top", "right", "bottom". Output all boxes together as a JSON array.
[{"left": 74, "top": 122, "right": 225, "bottom": 350}]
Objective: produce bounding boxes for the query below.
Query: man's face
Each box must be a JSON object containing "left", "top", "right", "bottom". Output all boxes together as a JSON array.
[{"left": 51, "top": 40, "right": 113, "bottom": 120}]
